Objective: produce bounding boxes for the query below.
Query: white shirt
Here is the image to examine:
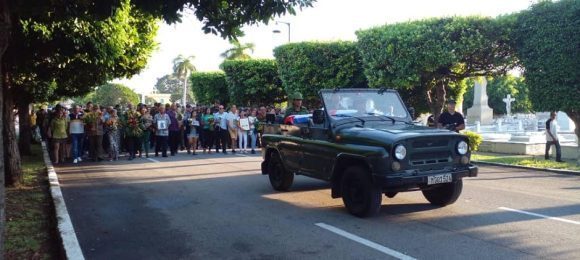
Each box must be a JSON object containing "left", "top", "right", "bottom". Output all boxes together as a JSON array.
[
  {"left": 546, "top": 119, "right": 559, "bottom": 142},
  {"left": 226, "top": 112, "right": 239, "bottom": 130},
  {"left": 214, "top": 112, "right": 228, "bottom": 130}
]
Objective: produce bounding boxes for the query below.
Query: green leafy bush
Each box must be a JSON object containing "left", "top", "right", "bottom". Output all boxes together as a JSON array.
[
  {"left": 221, "top": 59, "right": 284, "bottom": 106},
  {"left": 356, "top": 17, "right": 516, "bottom": 116},
  {"left": 273, "top": 41, "right": 367, "bottom": 104},
  {"left": 463, "top": 131, "right": 483, "bottom": 152},
  {"left": 190, "top": 72, "right": 228, "bottom": 105}
]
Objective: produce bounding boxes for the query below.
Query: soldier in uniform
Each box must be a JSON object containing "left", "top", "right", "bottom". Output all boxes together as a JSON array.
[{"left": 283, "top": 92, "right": 309, "bottom": 119}]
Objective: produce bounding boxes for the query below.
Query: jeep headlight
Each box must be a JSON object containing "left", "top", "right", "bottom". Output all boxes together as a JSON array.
[
  {"left": 457, "top": 141, "right": 468, "bottom": 155},
  {"left": 394, "top": 144, "right": 407, "bottom": 160}
]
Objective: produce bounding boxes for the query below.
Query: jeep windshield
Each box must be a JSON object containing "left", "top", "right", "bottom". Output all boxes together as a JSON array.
[{"left": 321, "top": 89, "right": 410, "bottom": 124}]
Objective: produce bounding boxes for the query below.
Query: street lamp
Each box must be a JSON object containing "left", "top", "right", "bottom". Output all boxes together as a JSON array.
[{"left": 272, "top": 21, "right": 290, "bottom": 43}]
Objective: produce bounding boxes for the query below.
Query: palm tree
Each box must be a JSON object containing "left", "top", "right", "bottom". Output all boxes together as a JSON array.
[
  {"left": 172, "top": 55, "right": 196, "bottom": 105},
  {"left": 220, "top": 39, "right": 255, "bottom": 60}
]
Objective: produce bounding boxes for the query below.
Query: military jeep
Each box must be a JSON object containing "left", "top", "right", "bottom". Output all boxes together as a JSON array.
[{"left": 261, "top": 88, "right": 478, "bottom": 217}]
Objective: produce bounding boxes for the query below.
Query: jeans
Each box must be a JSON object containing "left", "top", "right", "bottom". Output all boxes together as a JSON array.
[
  {"left": 238, "top": 130, "right": 248, "bottom": 151},
  {"left": 156, "top": 135, "right": 168, "bottom": 156},
  {"left": 88, "top": 134, "right": 104, "bottom": 161},
  {"left": 71, "top": 133, "right": 84, "bottom": 159},
  {"left": 249, "top": 130, "right": 257, "bottom": 150},
  {"left": 141, "top": 130, "right": 151, "bottom": 156},
  {"left": 169, "top": 130, "right": 180, "bottom": 155},
  {"left": 545, "top": 140, "right": 562, "bottom": 160},
  {"left": 218, "top": 128, "right": 229, "bottom": 153}
]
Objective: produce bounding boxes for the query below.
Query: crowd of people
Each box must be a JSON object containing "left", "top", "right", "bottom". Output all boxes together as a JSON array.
[{"left": 33, "top": 100, "right": 289, "bottom": 165}]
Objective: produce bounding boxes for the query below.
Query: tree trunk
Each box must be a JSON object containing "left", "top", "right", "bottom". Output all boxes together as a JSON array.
[
  {"left": 0, "top": 0, "right": 11, "bottom": 256},
  {"left": 3, "top": 87, "right": 22, "bottom": 187},
  {"left": 565, "top": 111, "right": 580, "bottom": 166},
  {"left": 426, "top": 81, "right": 447, "bottom": 123},
  {"left": 17, "top": 98, "right": 32, "bottom": 155}
]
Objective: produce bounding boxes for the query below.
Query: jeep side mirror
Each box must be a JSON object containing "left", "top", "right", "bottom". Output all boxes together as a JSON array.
[{"left": 312, "top": 109, "right": 325, "bottom": 125}]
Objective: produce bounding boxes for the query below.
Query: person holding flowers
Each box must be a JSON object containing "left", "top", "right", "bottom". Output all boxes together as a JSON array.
[
  {"left": 201, "top": 107, "right": 215, "bottom": 154},
  {"left": 48, "top": 108, "right": 69, "bottom": 164},
  {"left": 139, "top": 107, "right": 154, "bottom": 158},
  {"left": 124, "top": 107, "right": 143, "bottom": 160},
  {"left": 85, "top": 105, "right": 105, "bottom": 162},
  {"left": 105, "top": 109, "right": 120, "bottom": 161}
]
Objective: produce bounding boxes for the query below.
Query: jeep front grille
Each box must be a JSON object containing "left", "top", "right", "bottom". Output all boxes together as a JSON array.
[
  {"left": 410, "top": 151, "right": 451, "bottom": 166},
  {"left": 411, "top": 139, "right": 449, "bottom": 148}
]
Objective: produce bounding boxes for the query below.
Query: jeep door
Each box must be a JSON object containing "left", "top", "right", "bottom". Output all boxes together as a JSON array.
[
  {"left": 277, "top": 125, "right": 304, "bottom": 173},
  {"left": 300, "top": 123, "right": 335, "bottom": 181}
]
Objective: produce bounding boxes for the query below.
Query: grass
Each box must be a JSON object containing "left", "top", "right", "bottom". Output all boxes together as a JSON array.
[
  {"left": 5, "top": 144, "right": 61, "bottom": 260},
  {"left": 472, "top": 153, "right": 580, "bottom": 171}
]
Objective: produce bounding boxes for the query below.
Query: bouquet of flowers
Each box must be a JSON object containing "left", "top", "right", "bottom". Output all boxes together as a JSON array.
[
  {"left": 105, "top": 119, "right": 118, "bottom": 131},
  {"left": 208, "top": 117, "right": 216, "bottom": 131},
  {"left": 83, "top": 112, "right": 98, "bottom": 132},
  {"left": 125, "top": 110, "right": 143, "bottom": 137}
]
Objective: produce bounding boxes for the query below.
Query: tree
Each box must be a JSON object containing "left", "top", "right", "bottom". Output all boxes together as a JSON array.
[
  {"left": 463, "top": 76, "right": 532, "bottom": 115},
  {"left": 221, "top": 39, "right": 255, "bottom": 60},
  {"left": 190, "top": 72, "right": 229, "bottom": 105},
  {"left": 510, "top": 0, "right": 580, "bottom": 164},
  {"left": 2, "top": 0, "right": 158, "bottom": 187},
  {"left": 155, "top": 74, "right": 182, "bottom": 94},
  {"left": 221, "top": 59, "right": 284, "bottom": 106},
  {"left": 356, "top": 16, "right": 517, "bottom": 121},
  {"left": 273, "top": 41, "right": 367, "bottom": 105},
  {"left": 0, "top": 0, "right": 315, "bottom": 253},
  {"left": 173, "top": 54, "right": 196, "bottom": 105},
  {"left": 91, "top": 83, "right": 140, "bottom": 107}
]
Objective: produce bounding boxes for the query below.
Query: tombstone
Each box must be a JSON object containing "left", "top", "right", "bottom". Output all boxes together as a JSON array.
[
  {"left": 556, "top": 111, "right": 575, "bottom": 132},
  {"left": 503, "top": 94, "right": 515, "bottom": 117},
  {"left": 475, "top": 121, "right": 481, "bottom": 133},
  {"left": 467, "top": 78, "right": 494, "bottom": 124}
]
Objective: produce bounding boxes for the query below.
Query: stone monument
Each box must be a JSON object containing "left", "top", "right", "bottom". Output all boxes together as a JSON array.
[{"left": 467, "top": 78, "right": 494, "bottom": 124}]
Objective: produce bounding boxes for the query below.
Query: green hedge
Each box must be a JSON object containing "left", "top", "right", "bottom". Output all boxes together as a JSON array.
[
  {"left": 221, "top": 59, "right": 284, "bottom": 106},
  {"left": 463, "top": 131, "right": 483, "bottom": 152},
  {"left": 273, "top": 41, "right": 367, "bottom": 104},
  {"left": 356, "top": 17, "right": 515, "bottom": 115},
  {"left": 190, "top": 72, "right": 229, "bottom": 105}
]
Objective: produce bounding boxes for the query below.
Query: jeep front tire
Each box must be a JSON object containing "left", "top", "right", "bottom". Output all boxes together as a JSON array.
[
  {"left": 422, "top": 179, "right": 463, "bottom": 206},
  {"left": 341, "top": 166, "right": 382, "bottom": 217},
  {"left": 268, "top": 153, "right": 294, "bottom": 191}
]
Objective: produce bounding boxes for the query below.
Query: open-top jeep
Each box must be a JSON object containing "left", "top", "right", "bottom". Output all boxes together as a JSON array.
[{"left": 261, "top": 88, "right": 477, "bottom": 217}]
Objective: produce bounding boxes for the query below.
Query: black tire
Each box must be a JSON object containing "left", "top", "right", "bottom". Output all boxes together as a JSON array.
[
  {"left": 268, "top": 153, "right": 293, "bottom": 191},
  {"left": 341, "top": 166, "right": 382, "bottom": 218},
  {"left": 422, "top": 179, "right": 463, "bottom": 206}
]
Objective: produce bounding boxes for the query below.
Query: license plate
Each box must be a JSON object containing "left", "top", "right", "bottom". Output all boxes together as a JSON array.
[{"left": 427, "top": 174, "right": 452, "bottom": 185}]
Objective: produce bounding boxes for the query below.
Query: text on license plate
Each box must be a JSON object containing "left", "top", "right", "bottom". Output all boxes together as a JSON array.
[{"left": 427, "top": 174, "right": 452, "bottom": 185}]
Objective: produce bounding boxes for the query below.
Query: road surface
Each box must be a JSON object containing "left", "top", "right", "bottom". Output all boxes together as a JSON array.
[{"left": 56, "top": 152, "right": 580, "bottom": 260}]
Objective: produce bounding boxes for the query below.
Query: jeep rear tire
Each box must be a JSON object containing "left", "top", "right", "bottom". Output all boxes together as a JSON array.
[
  {"left": 341, "top": 166, "right": 382, "bottom": 217},
  {"left": 422, "top": 179, "right": 463, "bottom": 206},
  {"left": 268, "top": 153, "right": 293, "bottom": 191}
]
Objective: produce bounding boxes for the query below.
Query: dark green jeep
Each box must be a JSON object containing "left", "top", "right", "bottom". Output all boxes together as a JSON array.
[{"left": 261, "top": 88, "right": 478, "bottom": 217}]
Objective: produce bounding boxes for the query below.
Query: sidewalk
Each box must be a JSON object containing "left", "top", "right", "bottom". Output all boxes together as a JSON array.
[{"left": 472, "top": 152, "right": 580, "bottom": 175}]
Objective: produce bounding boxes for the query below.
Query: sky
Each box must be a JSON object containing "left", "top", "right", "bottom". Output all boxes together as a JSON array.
[{"left": 114, "top": 0, "right": 535, "bottom": 95}]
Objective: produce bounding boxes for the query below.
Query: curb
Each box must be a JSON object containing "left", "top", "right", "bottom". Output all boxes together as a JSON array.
[
  {"left": 41, "top": 141, "right": 85, "bottom": 260},
  {"left": 473, "top": 160, "right": 580, "bottom": 176}
]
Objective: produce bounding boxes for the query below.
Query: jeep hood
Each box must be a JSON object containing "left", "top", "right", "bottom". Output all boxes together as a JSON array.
[{"left": 336, "top": 124, "right": 460, "bottom": 146}]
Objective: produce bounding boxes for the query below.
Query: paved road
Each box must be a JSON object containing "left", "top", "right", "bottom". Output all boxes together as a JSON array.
[{"left": 56, "top": 152, "right": 580, "bottom": 260}]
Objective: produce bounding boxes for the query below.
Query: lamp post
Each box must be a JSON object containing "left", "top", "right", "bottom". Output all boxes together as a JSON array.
[
  {"left": 182, "top": 69, "right": 189, "bottom": 106},
  {"left": 272, "top": 21, "right": 290, "bottom": 43}
]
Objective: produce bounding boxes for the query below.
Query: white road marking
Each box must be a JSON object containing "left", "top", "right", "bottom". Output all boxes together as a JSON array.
[
  {"left": 499, "top": 207, "right": 580, "bottom": 225},
  {"left": 235, "top": 153, "right": 249, "bottom": 157},
  {"left": 315, "top": 223, "right": 416, "bottom": 260},
  {"left": 147, "top": 158, "right": 160, "bottom": 163}
]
